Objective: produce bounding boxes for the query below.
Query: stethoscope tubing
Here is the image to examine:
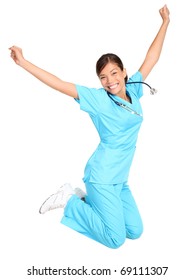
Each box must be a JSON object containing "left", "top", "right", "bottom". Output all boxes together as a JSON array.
[{"left": 107, "top": 81, "right": 156, "bottom": 116}]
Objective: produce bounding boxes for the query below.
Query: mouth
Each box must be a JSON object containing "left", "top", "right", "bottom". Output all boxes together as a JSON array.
[{"left": 107, "top": 83, "right": 119, "bottom": 90}]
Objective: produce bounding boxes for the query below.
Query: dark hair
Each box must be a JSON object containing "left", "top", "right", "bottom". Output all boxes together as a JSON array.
[{"left": 96, "top": 53, "right": 128, "bottom": 83}]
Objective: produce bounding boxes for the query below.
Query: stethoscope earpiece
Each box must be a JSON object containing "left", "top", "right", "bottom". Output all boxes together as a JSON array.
[{"left": 150, "top": 87, "right": 157, "bottom": 95}]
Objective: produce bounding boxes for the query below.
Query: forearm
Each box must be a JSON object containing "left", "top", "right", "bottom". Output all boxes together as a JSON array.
[
  {"left": 139, "top": 12, "right": 170, "bottom": 81},
  {"left": 145, "top": 19, "right": 170, "bottom": 64},
  {"left": 19, "top": 59, "right": 67, "bottom": 93},
  {"left": 15, "top": 58, "right": 78, "bottom": 98}
]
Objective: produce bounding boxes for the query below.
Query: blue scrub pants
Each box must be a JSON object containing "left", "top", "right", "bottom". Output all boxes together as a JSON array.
[{"left": 61, "top": 181, "right": 143, "bottom": 249}]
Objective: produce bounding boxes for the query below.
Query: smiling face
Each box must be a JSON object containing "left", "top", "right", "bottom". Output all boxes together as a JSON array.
[{"left": 99, "top": 62, "right": 127, "bottom": 97}]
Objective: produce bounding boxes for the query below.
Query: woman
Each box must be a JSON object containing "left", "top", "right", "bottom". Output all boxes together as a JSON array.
[{"left": 9, "top": 5, "right": 170, "bottom": 249}]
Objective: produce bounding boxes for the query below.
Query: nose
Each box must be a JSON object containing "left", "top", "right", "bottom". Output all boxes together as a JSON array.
[{"left": 107, "top": 75, "right": 114, "bottom": 84}]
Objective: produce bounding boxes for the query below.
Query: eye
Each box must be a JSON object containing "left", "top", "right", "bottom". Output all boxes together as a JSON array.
[
  {"left": 100, "top": 76, "right": 106, "bottom": 80},
  {"left": 112, "top": 71, "right": 117, "bottom": 75}
]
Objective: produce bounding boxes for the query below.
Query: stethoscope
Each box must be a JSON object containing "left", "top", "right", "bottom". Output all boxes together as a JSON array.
[{"left": 107, "top": 81, "right": 157, "bottom": 116}]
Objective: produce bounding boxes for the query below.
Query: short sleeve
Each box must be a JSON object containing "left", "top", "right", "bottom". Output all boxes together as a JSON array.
[
  {"left": 127, "top": 71, "right": 143, "bottom": 99},
  {"left": 75, "top": 85, "right": 106, "bottom": 116}
]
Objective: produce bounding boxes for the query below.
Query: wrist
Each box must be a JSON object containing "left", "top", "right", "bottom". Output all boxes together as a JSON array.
[
  {"left": 19, "top": 58, "right": 29, "bottom": 68},
  {"left": 163, "top": 18, "right": 170, "bottom": 25}
]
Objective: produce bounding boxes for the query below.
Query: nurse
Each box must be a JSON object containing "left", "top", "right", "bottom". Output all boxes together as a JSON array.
[{"left": 9, "top": 5, "right": 170, "bottom": 248}]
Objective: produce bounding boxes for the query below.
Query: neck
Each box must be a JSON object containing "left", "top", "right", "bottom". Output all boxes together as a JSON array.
[{"left": 120, "top": 93, "right": 131, "bottom": 103}]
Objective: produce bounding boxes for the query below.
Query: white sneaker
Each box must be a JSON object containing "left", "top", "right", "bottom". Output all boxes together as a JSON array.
[
  {"left": 39, "top": 183, "right": 75, "bottom": 214},
  {"left": 74, "top": 187, "right": 86, "bottom": 199}
]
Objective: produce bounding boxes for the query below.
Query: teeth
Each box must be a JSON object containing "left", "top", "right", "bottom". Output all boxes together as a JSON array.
[{"left": 109, "top": 84, "right": 118, "bottom": 89}]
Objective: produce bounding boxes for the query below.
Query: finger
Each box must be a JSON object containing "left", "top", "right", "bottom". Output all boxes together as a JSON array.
[
  {"left": 9, "top": 45, "right": 18, "bottom": 51},
  {"left": 9, "top": 46, "right": 15, "bottom": 51},
  {"left": 10, "top": 52, "right": 16, "bottom": 59}
]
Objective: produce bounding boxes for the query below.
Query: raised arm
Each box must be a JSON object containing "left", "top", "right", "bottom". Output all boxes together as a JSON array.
[
  {"left": 139, "top": 5, "right": 170, "bottom": 80},
  {"left": 9, "top": 46, "right": 78, "bottom": 98}
]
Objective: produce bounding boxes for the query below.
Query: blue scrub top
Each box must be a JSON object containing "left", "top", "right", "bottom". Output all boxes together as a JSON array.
[{"left": 75, "top": 71, "right": 143, "bottom": 184}]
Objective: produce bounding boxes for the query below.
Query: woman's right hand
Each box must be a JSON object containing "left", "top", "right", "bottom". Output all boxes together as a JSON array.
[{"left": 9, "top": 46, "right": 25, "bottom": 66}]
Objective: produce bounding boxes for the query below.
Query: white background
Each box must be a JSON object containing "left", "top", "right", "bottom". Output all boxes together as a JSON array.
[{"left": 0, "top": 0, "right": 194, "bottom": 279}]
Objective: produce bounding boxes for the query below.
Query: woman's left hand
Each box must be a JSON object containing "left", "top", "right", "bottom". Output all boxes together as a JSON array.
[{"left": 159, "top": 5, "right": 170, "bottom": 23}]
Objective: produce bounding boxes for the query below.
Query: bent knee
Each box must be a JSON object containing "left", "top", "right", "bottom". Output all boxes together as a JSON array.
[
  {"left": 106, "top": 232, "right": 126, "bottom": 249},
  {"left": 110, "top": 237, "right": 126, "bottom": 249},
  {"left": 127, "top": 223, "right": 144, "bottom": 240}
]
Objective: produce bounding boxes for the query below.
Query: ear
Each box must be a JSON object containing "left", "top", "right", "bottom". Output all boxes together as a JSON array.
[{"left": 123, "top": 68, "right": 127, "bottom": 79}]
